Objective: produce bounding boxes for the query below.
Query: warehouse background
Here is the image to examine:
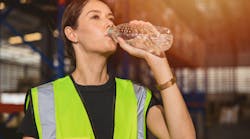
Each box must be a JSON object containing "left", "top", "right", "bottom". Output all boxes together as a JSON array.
[{"left": 0, "top": 0, "right": 250, "bottom": 138}]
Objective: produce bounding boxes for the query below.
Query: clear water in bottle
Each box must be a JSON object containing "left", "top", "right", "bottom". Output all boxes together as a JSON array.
[{"left": 107, "top": 23, "right": 173, "bottom": 56}]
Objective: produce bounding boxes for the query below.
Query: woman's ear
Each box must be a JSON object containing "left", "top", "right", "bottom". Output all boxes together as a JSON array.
[{"left": 64, "top": 26, "right": 78, "bottom": 43}]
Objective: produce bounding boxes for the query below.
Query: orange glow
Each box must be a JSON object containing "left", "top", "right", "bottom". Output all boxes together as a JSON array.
[{"left": 58, "top": 0, "right": 65, "bottom": 5}]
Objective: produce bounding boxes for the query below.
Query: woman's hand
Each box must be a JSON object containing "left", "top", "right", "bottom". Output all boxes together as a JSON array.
[
  {"left": 117, "top": 32, "right": 174, "bottom": 85},
  {"left": 118, "top": 35, "right": 167, "bottom": 64},
  {"left": 125, "top": 21, "right": 164, "bottom": 57},
  {"left": 117, "top": 20, "right": 174, "bottom": 84},
  {"left": 116, "top": 20, "right": 172, "bottom": 66}
]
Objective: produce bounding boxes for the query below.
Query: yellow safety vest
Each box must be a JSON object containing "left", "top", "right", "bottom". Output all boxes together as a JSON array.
[{"left": 27, "top": 76, "right": 152, "bottom": 139}]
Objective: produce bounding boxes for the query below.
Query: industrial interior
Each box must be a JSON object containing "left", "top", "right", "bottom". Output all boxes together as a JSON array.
[{"left": 0, "top": 0, "right": 250, "bottom": 138}]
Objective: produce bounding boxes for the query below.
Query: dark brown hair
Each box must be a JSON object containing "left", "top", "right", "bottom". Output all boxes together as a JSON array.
[
  {"left": 62, "top": 0, "right": 113, "bottom": 68},
  {"left": 62, "top": 0, "right": 89, "bottom": 68}
]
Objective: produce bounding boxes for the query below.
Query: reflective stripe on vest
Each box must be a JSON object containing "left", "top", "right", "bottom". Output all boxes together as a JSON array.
[{"left": 29, "top": 76, "right": 152, "bottom": 139}]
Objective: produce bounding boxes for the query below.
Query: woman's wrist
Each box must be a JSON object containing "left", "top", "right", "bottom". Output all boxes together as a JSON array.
[
  {"left": 145, "top": 55, "right": 174, "bottom": 85},
  {"left": 156, "top": 76, "right": 176, "bottom": 91}
]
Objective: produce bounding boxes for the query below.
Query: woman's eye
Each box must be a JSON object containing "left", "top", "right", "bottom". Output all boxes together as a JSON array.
[{"left": 91, "top": 15, "right": 100, "bottom": 19}]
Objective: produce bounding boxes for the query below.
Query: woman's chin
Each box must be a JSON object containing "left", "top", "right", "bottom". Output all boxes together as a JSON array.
[
  {"left": 106, "top": 45, "right": 117, "bottom": 55},
  {"left": 99, "top": 43, "right": 117, "bottom": 57},
  {"left": 106, "top": 40, "right": 117, "bottom": 51}
]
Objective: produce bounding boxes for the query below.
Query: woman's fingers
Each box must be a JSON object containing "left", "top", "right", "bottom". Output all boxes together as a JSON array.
[{"left": 117, "top": 37, "right": 146, "bottom": 59}]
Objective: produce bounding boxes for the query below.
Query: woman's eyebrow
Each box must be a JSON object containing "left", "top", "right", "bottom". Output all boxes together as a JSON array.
[
  {"left": 86, "top": 10, "right": 101, "bottom": 15},
  {"left": 86, "top": 10, "right": 114, "bottom": 17}
]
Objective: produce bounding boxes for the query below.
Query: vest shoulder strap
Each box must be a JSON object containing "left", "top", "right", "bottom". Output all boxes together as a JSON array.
[{"left": 115, "top": 78, "right": 152, "bottom": 139}]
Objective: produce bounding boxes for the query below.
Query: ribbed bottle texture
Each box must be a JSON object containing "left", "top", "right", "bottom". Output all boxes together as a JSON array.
[{"left": 107, "top": 23, "right": 173, "bottom": 53}]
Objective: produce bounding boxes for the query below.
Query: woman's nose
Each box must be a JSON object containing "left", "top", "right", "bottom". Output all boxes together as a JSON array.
[
  {"left": 106, "top": 24, "right": 114, "bottom": 30},
  {"left": 105, "top": 19, "right": 115, "bottom": 30}
]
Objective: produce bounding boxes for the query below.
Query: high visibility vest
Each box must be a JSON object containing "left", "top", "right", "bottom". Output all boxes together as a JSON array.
[{"left": 27, "top": 76, "right": 152, "bottom": 139}]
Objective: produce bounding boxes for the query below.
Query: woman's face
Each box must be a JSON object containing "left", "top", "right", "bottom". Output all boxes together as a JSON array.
[{"left": 74, "top": 0, "right": 116, "bottom": 56}]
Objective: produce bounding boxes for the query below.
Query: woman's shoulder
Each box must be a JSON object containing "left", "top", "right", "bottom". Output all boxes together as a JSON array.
[{"left": 31, "top": 75, "right": 70, "bottom": 89}]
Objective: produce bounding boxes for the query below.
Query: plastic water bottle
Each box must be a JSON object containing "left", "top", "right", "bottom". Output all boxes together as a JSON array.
[{"left": 107, "top": 23, "right": 173, "bottom": 56}]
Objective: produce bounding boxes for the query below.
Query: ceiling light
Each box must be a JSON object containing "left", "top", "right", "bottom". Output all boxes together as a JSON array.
[
  {"left": 20, "top": 0, "right": 31, "bottom": 4},
  {"left": 53, "top": 29, "right": 60, "bottom": 38},
  {"left": 0, "top": 2, "right": 5, "bottom": 10},
  {"left": 24, "top": 32, "right": 42, "bottom": 42},
  {"left": 8, "top": 32, "right": 42, "bottom": 45},
  {"left": 8, "top": 36, "right": 23, "bottom": 45}
]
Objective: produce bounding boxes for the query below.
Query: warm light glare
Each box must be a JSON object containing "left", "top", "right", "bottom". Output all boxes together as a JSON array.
[
  {"left": 24, "top": 32, "right": 42, "bottom": 42},
  {"left": 53, "top": 29, "right": 60, "bottom": 38},
  {"left": 20, "top": 0, "right": 31, "bottom": 4},
  {"left": 8, "top": 36, "right": 23, "bottom": 45},
  {"left": 8, "top": 32, "right": 42, "bottom": 45},
  {"left": 0, "top": 2, "right": 5, "bottom": 10}
]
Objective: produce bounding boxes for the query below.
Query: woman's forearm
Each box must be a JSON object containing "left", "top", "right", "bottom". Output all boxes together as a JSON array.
[{"left": 147, "top": 56, "right": 196, "bottom": 139}]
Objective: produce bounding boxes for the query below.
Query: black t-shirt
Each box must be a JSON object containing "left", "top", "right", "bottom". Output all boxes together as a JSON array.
[{"left": 18, "top": 76, "right": 160, "bottom": 138}]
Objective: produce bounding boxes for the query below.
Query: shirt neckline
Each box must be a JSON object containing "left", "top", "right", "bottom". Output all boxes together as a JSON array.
[{"left": 69, "top": 74, "right": 115, "bottom": 92}]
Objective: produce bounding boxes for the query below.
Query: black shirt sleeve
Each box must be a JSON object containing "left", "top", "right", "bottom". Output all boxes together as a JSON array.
[
  {"left": 146, "top": 93, "right": 162, "bottom": 117},
  {"left": 17, "top": 90, "right": 39, "bottom": 138},
  {"left": 148, "top": 93, "right": 161, "bottom": 108}
]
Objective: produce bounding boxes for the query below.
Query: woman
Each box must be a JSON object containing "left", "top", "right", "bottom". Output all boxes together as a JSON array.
[{"left": 18, "top": 0, "right": 195, "bottom": 138}]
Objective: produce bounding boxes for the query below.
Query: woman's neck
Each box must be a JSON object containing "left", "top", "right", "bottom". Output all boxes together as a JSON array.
[{"left": 71, "top": 53, "right": 109, "bottom": 86}]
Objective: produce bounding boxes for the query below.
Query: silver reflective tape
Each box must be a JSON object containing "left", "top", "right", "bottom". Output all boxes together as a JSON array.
[
  {"left": 133, "top": 84, "right": 147, "bottom": 139},
  {"left": 37, "top": 83, "right": 56, "bottom": 139}
]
